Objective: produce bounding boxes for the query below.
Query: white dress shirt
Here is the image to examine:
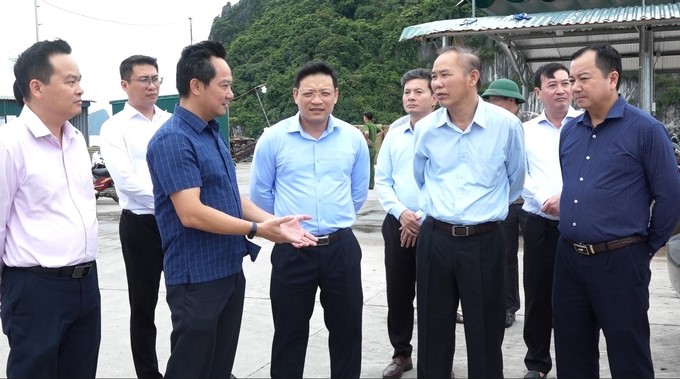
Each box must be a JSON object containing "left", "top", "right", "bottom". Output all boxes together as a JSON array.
[
  {"left": 99, "top": 103, "right": 171, "bottom": 214},
  {"left": 375, "top": 121, "right": 424, "bottom": 220},
  {"left": 521, "top": 107, "right": 582, "bottom": 220},
  {"left": 0, "top": 106, "right": 98, "bottom": 267}
]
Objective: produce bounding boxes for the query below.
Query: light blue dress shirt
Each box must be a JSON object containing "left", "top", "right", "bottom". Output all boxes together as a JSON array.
[
  {"left": 375, "top": 121, "right": 424, "bottom": 220},
  {"left": 413, "top": 98, "right": 526, "bottom": 225},
  {"left": 250, "top": 113, "right": 370, "bottom": 236}
]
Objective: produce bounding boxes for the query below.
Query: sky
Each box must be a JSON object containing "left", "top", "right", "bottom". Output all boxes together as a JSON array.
[{"left": 0, "top": 0, "right": 235, "bottom": 114}]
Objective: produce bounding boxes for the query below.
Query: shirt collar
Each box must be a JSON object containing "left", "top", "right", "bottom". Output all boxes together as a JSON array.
[
  {"left": 435, "top": 96, "right": 487, "bottom": 132},
  {"left": 536, "top": 106, "right": 582, "bottom": 126},
  {"left": 173, "top": 104, "right": 220, "bottom": 133},
  {"left": 580, "top": 95, "right": 626, "bottom": 127},
  {"left": 393, "top": 121, "right": 414, "bottom": 135},
  {"left": 21, "top": 105, "right": 79, "bottom": 141},
  {"left": 121, "top": 102, "right": 164, "bottom": 121},
  {"left": 286, "top": 112, "right": 338, "bottom": 135}
]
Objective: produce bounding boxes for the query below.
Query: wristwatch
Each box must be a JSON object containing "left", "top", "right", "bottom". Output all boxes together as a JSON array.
[{"left": 247, "top": 221, "right": 257, "bottom": 239}]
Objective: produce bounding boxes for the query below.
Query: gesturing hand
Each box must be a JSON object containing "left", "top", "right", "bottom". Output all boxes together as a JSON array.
[{"left": 259, "top": 215, "right": 317, "bottom": 248}]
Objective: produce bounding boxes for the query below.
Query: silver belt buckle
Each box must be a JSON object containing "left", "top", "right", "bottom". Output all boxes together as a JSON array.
[
  {"left": 452, "top": 226, "right": 470, "bottom": 237},
  {"left": 573, "top": 243, "right": 595, "bottom": 255},
  {"left": 316, "top": 236, "right": 330, "bottom": 246}
]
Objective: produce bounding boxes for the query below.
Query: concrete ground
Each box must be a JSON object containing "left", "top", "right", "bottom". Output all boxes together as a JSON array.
[{"left": 1, "top": 161, "right": 679, "bottom": 378}]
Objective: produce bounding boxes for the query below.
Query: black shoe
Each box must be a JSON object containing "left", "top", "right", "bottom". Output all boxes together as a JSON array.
[
  {"left": 383, "top": 356, "right": 413, "bottom": 379},
  {"left": 505, "top": 311, "right": 515, "bottom": 328}
]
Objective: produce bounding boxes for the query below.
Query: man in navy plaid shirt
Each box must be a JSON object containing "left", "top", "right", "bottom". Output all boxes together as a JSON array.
[{"left": 147, "top": 40, "right": 316, "bottom": 379}]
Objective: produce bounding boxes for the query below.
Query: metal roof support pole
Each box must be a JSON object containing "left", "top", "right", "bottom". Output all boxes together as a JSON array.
[
  {"left": 495, "top": 39, "right": 533, "bottom": 108},
  {"left": 639, "top": 25, "right": 654, "bottom": 114}
]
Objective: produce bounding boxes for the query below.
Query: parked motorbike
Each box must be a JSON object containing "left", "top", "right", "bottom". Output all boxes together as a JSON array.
[{"left": 91, "top": 150, "right": 119, "bottom": 203}]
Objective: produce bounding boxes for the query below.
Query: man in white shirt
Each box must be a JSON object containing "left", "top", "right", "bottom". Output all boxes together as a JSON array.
[
  {"left": 0, "top": 39, "right": 100, "bottom": 379},
  {"left": 99, "top": 55, "right": 171, "bottom": 379},
  {"left": 375, "top": 68, "right": 436, "bottom": 379},
  {"left": 521, "top": 63, "right": 581, "bottom": 379}
]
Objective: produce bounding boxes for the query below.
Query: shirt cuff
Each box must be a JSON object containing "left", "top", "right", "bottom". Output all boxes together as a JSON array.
[{"left": 390, "top": 205, "right": 408, "bottom": 221}]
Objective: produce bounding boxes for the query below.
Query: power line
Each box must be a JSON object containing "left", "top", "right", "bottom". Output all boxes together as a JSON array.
[{"left": 41, "top": 0, "right": 186, "bottom": 27}]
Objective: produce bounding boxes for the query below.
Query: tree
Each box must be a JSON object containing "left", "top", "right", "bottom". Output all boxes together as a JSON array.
[{"left": 211, "top": 0, "right": 488, "bottom": 136}]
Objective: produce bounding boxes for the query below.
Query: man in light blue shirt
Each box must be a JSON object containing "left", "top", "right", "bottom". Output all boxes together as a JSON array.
[
  {"left": 375, "top": 68, "right": 436, "bottom": 379},
  {"left": 413, "top": 45, "right": 526, "bottom": 378},
  {"left": 250, "top": 61, "right": 369, "bottom": 379}
]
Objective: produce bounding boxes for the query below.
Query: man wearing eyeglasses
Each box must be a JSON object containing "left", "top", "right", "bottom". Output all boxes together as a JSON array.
[
  {"left": 250, "top": 61, "right": 370, "bottom": 379},
  {"left": 99, "top": 55, "right": 170, "bottom": 379}
]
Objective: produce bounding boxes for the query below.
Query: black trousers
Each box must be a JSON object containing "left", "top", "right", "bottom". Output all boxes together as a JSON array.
[
  {"left": 417, "top": 218, "right": 506, "bottom": 379},
  {"left": 164, "top": 272, "right": 245, "bottom": 379},
  {"left": 120, "top": 209, "right": 164, "bottom": 379},
  {"left": 502, "top": 203, "right": 526, "bottom": 314},
  {"left": 522, "top": 213, "right": 559, "bottom": 374},
  {"left": 1, "top": 264, "right": 101, "bottom": 379},
  {"left": 382, "top": 214, "right": 417, "bottom": 359},
  {"left": 553, "top": 237, "right": 654, "bottom": 378},
  {"left": 270, "top": 230, "right": 363, "bottom": 379}
]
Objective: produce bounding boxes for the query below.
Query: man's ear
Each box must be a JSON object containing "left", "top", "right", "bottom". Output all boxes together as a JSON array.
[
  {"left": 189, "top": 78, "right": 203, "bottom": 96},
  {"left": 28, "top": 79, "right": 43, "bottom": 100}
]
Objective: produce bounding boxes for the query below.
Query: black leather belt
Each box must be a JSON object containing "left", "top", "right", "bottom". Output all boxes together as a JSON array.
[
  {"left": 528, "top": 213, "right": 559, "bottom": 228},
  {"left": 564, "top": 235, "right": 645, "bottom": 256},
  {"left": 314, "top": 228, "right": 351, "bottom": 246},
  {"left": 430, "top": 218, "right": 498, "bottom": 237},
  {"left": 7, "top": 262, "right": 95, "bottom": 279}
]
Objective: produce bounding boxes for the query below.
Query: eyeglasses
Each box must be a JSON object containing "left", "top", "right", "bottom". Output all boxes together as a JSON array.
[
  {"left": 297, "top": 90, "right": 335, "bottom": 99},
  {"left": 132, "top": 76, "right": 163, "bottom": 86}
]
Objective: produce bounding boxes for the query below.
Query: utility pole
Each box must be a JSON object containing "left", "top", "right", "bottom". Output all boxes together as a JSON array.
[
  {"left": 188, "top": 17, "right": 193, "bottom": 44},
  {"left": 34, "top": 0, "right": 40, "bottom": 41}
]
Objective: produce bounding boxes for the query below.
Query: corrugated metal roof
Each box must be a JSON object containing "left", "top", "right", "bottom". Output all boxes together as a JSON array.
[
  {"left": 400, "top": 3, "right": 680, "bottom": 74},
  {"left": 400, "top": 3, "right": 680, "bottom": 40},
  {"left": 474, "top": 0, "right": 675, "bottom": 17}
]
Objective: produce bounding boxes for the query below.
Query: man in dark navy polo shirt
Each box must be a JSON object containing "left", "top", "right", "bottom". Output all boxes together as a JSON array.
[
  {"left": 146, "top": 40, "right": 315, "bottom": 379},
  {"left": 555, "top": 43, "right": 680, "bottom": 378}
]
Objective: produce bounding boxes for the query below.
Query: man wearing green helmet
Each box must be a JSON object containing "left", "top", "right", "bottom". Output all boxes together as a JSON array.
[
  {"left": 483, "top": 78, "right": 539, "bottom": 122},
  {"left": 482, "top": 78, "right": 538, "bottom": 329}
]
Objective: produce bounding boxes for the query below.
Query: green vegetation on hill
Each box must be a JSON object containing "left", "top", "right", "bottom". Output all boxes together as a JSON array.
[{"left": 209, "top": 0, "right": 489, "bottom": 137}]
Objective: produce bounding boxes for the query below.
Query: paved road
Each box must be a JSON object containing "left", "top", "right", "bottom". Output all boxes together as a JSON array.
[{"left": 1, "top": 162, "right": 679, "bottom": 378}]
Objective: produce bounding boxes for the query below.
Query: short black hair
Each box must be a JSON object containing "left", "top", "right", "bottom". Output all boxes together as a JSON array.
[
  {"left": 13, "top": 39, "right": 72, "bottom": 106},
  {"left": 294, "top": 61, "right": 338, "bottom": 89},
  {"left": 401, "top": 68, "right": 432, "bottom": 91},
  {"left": 363, "top": 112, "right": 374, "bottom": 121},
  {"left": 120, "top": 55, "right": 158, "bottom": 81},
  {"left": 176, "top": 40, "right": 227, "bottom": 97},
  {"left": 533, "top": 63, "right": 569, "bottom": 89},
  {"left": 571, "top": 43, "right": 623, "bottom": 90}
]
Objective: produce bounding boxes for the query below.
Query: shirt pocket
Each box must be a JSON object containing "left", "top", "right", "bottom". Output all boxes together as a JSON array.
[
  {"left": 318, "top": 149, "right": 356, "bottom": 182},
  {"left": 467, "top": 153, "right": 505, "bottom": 188}
]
